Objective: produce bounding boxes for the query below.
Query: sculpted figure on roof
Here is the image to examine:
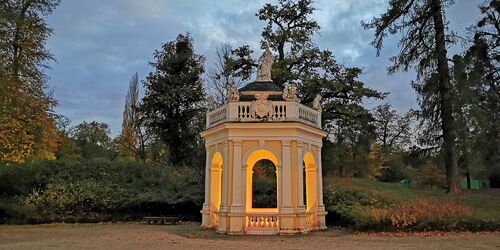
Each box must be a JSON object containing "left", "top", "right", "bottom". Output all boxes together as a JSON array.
[{"left": 256, "top": 47, "right": 273, "bottom": 82}]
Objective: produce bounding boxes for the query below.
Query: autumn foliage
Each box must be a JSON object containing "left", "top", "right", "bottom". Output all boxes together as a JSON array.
[{"left": 324, "top": 182, "right": 500, "bottom": 231}]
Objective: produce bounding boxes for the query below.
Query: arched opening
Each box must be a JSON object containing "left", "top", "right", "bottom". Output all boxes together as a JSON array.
[
  {"left": 303, "top": 152, "right": 317, "bottom": 212},
  {"left": 245, "top": 149, "right": 279, "bottom": 212},
  {"left": 252, "top": 159, "right": 277, "bottom": 208},
  {"left": 210, "top": 152, "right": 223, "bottom": 225}
]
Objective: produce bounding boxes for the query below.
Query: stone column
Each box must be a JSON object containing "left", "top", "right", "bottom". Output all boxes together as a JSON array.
[
  {"left": 201, "top": 147, "right": 211, "bottom": 228},
  {"left": 316, "top": 147, "right": 327, "bottom": 230},
  {"left": 280, "top": 140, "right": 293, "bottom": 212},
  {"left": 296, "top": 141, "right": 308, "bottom": 233},
  {"left": 317, "top": 148, "right": 324, "bottom": 208},
  {"left": 217, "top": 142, "right": 229, "bottom": 233},
  {"left": 229, "top": 140, "right": 244, "bottom": 234},
  {"left": 296, "top": 142, "right": 305, "bottom": 210},
  {"left": 220, "top": 142, "right": 229, "bottom": 210},
  {"left": 279, "top": 140, "right": 295, "bottom": 234}
]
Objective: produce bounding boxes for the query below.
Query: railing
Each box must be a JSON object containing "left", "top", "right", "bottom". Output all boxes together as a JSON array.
[
  {"left": 238, "top": 103, "right": 253, "bottom": 120},
  {"left": 206, "top": 101, "right": 321, "bottom": 129},
  {"left": 207, "top": 105, "right": 227, "bottom": 128},
  {"left": 245, "top": 214, "right": 279, "bottom": 234},
  {"left": 271, "top": 102, "right": 287, "bottom": 120},
  {"left": 298, "top": 105, "right": 320, "bottom": 128}
]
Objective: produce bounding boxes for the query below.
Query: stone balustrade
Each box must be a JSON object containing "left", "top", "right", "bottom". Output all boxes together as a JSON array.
[
  {"left": 245, "top": 214, "right": 279, "bottom": 234},
  {"left": 206, "top": 101, "right": 321, "bottom": 129}
]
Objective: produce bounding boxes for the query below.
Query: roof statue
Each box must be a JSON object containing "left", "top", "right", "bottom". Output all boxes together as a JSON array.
[
  {"left": 313, "top": 94, "right": 322, "bottom": 111},
  {"left": 255, "top": 47, "right": 273, "bottom": 82},
  {"left": 206, "top": 95, "right": 215, "bottom": 110},
  {"left": 283, "top": 82, "right": 300, "bottom": 102},
  {"left": 226, "top": 83, "right": 239, "bottom": 102}
]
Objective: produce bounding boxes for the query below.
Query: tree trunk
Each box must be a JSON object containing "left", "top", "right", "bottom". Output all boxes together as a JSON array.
[{"left": 431, "top": 0, "right": 461, "bottom": 194}]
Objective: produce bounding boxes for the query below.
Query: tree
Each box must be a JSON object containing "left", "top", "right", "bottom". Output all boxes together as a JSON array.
[
  {"left": 118, "top": 73, "right": 140, "bottom": 160},
  {"left": 416, "top": 161, "right": 446, "bottom": 189},
  {"left": 227, "top": 0, "right": 385, "bottom": 131},
  {"left": 53, "top": 115, "right": 81, "bottom": 160},
  {"left": 141, "top": 34, "right": 205, "bottom": 166},
  {"left": 248, "top": 0, "right": 385, "bottom": 178},
  {"left": 363, "top": 0, "right": 461, "bottom": 193},
  {"left": 0, "top": 0, "right": 61, "bottom": 164},
  {"left": 73, "top": 121, "right": 114, "bottom": 160},
  {"left": 372, "top": 104, "right": 414, "bottom": 151},
  {"left": 206, "top": 43, "right": 256, "bottom": 105},
  {"left": 468, "top": 0, "right": 500, "bottom": 186}
]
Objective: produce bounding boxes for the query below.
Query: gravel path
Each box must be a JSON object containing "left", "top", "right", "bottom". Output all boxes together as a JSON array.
[{"left": 0, "top": 224, "right": 499, "bottom": 249}]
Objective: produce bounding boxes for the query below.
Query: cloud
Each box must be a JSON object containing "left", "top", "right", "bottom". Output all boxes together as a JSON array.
[{"left": 45, "top": 0, "right": 483, "bottom": 135}]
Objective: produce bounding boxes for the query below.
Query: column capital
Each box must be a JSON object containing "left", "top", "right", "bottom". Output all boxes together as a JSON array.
[
  {"left": 281, "top": 140, "right": 291, "bottom": 147},
  {"left": 233, "top": 140, "right": 242, "bottom": 146}
]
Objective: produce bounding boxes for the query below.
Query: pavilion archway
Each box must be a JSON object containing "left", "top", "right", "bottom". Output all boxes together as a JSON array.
[
  {"left": 303, "top": 151, "right": 318, "bottom": 214},
  {"left": 244, "top": 148, "right": 280, "bottom": 213}
]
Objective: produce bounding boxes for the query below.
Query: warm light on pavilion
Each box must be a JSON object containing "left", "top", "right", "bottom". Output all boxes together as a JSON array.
[{"left": 200, "top": 48, "right": 327, "bottom": 235}]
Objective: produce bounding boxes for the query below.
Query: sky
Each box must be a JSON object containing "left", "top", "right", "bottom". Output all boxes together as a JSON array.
[{"left": 45, "top": 0, "right": 483, "bottom": 136}]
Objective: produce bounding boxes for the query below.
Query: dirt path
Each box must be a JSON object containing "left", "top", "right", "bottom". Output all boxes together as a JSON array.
[{"left": 0, "top": 224, "right": 499, "bottom": 249}]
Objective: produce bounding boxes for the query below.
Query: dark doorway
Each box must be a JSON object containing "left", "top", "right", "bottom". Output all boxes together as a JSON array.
[{"left": 252, "top": 159, "right": 277, "bottom": 208}]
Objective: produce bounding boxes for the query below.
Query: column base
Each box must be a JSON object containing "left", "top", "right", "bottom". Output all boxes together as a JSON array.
[
  {"left": 316, "top": 208, "right": 328, "bottom": 230},
  {"left": 200, "top": 203, "right": 211, "bottom": 228}
]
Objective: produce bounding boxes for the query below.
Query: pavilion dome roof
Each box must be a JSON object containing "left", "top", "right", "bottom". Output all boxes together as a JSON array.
[{"left": 239, "top": 81, "right": 282, "bottom": 93}]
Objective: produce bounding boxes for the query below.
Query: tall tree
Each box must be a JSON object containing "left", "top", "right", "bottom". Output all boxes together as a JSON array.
[
  {"left": 363, "top": 0, "right": 461, "bottom": 193},
  {"left": 141, "top": 34, "right": 205, "bottom": 166},
  {"left": 0, "top": 0, "right": 61, "bottom": 164},
  {"left": 452, "top": 0, "right": 500, "bottom": 186},
  {"left": 240, "top": 0, "right": 385, "bottom": 129},
  {"left": 118, "top": 73, "right": 140, "bottom": 160},
  {"left": 372, "top": 104, "right": 414, "bottom": 151}
]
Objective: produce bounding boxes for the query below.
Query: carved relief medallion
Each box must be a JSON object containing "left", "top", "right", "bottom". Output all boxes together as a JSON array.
[{"left": 251, "top": 93, "right": 272, "bottom": 118}]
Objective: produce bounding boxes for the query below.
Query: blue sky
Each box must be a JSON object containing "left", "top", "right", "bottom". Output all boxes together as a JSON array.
[{"left": 45, "top": 0, "right": 483, "bottom": 135}]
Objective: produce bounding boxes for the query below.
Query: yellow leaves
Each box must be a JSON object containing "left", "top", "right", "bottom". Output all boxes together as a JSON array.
[
  {"left": 0, "top": 75, "right": 61, "bottom": 164},
  {"left": 365, "top": 143, "right": 388, "bottom": 179}
]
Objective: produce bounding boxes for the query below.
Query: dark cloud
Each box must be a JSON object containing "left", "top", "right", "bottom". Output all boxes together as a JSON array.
[{"left": 45, "top": 0, "right": 482, "bottom": 135}]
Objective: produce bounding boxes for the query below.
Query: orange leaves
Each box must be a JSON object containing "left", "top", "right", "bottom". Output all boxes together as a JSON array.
[
  {"left": 0, "top": 75, "right": 61, "bottom": 164},
  {"left": 389, "top": 199, "right": 473, "bottom": 229}
]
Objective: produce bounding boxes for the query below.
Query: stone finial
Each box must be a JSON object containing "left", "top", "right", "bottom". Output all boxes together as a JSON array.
[
  {"left": 206, "top": 95, "right": 215, "bottom": 110},
  {"left": 226, "top": 83, "right": 239, "bottom": 102},
  {"left": 313, "top": 94, "right": 322, "bottom": 111},
  {"left": 283, "top": 82, "right": 300, "bottom": 102},
  {"left": 255, "top": 47, "right": 273, "bottom": 82}
]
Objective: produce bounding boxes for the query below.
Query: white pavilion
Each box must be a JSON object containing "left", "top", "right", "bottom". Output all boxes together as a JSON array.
[{"left": 200, "top": 48, "right": 327, "bottom": 235}]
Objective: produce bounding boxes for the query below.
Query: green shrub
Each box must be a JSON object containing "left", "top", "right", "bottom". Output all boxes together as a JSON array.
[
  {"left": 0, "top": 159, "right": 204, "bottom": 223},
  {"left": 24, "top": 181, "right": 111, "bottom": 219},
  {"left": 324, "top": 185, "right": 392, "bottom": 229}
]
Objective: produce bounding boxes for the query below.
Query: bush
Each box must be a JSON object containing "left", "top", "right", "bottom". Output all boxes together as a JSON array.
[
  {"left": 0, "top": 159, "right": 204, "bottom": 223},
  {"left": 324, "top": 185, "right": 392, "bottom": 229},
  {"left": 323, "top": 184, "right": 500, "bottom": 231}
]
